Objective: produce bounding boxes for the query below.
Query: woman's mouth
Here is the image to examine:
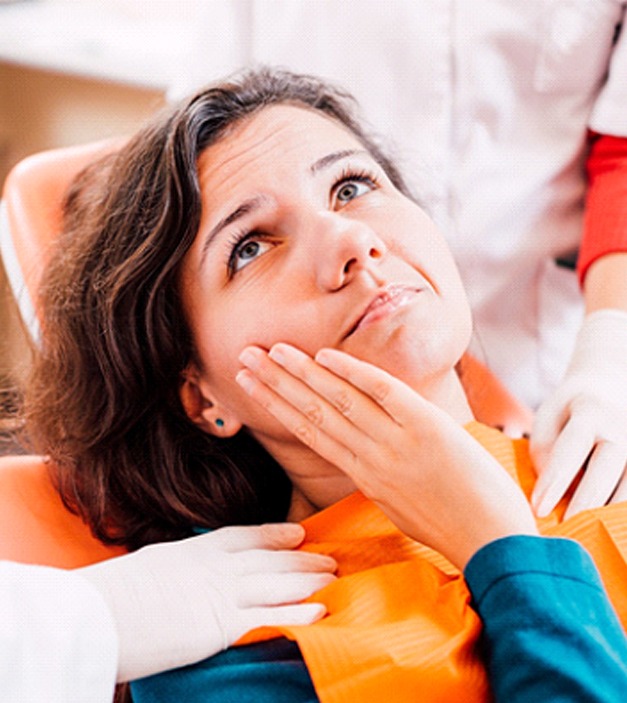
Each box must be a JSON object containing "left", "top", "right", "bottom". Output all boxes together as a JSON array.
[{"left": 346, "top": 284, "right": 423, "bottom": 337}]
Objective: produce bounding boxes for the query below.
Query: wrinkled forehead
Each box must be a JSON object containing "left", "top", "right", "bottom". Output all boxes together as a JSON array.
[{"left": 196, "top": 104, "right": 367, "bottom": 192}]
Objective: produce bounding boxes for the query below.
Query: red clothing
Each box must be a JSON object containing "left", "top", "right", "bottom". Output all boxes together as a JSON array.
[{"left": 579, "top": 133, "right": 627, "bottom": 283}]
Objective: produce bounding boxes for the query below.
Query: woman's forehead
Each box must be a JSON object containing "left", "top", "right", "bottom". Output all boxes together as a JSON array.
[{"left": 197, "top": 104, "right": 364, "bottom": 187}]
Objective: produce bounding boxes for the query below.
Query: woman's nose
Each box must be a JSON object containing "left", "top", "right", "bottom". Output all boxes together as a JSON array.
[{"left": 312, "top": 212, "right": 387, "bottom": 290}]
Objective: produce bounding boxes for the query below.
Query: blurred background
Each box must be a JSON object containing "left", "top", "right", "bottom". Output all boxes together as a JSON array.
[{"left": 0, "top": 0, "right": 243, "bottom": 399}]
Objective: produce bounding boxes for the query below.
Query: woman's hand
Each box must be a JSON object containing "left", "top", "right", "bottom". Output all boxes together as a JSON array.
[
  {"left": 237, "top": 344, "right": 538, "bottom": 571},
  {"left": 78, "top": 523, "right": 336, "bottom": 682},
  {"left": 531, "top": 310, "right": 627, "bottom": 519}
]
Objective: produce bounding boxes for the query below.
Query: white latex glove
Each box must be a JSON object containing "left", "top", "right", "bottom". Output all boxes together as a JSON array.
[
  {"left": 77, "top": 523, "right": 336, "bottom": 682},
  {"left": 531, "top": 309, "right": 627, "bottom": 519}
]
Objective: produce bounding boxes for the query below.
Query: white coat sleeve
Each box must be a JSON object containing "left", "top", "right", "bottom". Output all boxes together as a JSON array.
[
  {"left": 589, "top": 5, "right": 627, "bottom": 135},
  {"left": 0, "top": 561, "right": 118, "bottom": 703}
]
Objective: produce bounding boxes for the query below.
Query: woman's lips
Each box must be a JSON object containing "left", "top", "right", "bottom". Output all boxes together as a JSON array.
[{"left": 347, "top": 284, "right": 423, "bottom": 337}]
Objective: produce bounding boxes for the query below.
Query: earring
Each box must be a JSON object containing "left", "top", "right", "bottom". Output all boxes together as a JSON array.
[{"left": 215, "top": 418, "right": 225, "bottom": 428}]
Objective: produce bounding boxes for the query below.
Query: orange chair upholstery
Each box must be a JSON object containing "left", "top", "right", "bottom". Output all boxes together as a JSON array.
[
  {"left": 0, "top": 454, "right": 125, "bottom": 568},
  {"left": 0, "top": 140, "right": 532, "bottom": 570},
  {"left": 0, "top": 138, "right": 124, "bottom": 341},
  {"left": 461, "top": 356, "right": 533, "bottom": 436}
]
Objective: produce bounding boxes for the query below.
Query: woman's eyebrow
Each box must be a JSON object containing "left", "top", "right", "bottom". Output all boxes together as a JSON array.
[
  {"left": 309, "top": 149, "right": 369, "bottom": 174},
  {"left": 200, "top": 196, "right": 264, "bottom": 268},
  {"left": 199, "top": 149, "right": 369, "bottom": 268}
]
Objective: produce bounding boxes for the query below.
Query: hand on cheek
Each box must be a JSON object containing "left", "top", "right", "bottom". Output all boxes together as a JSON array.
[{"left": 237, "top": 344, "right": 538, "bottom": 570}]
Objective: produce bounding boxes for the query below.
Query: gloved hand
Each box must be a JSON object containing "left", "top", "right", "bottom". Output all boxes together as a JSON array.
[
  {"left": 531, "top": 309, "right": 627, "bottom": 519},
  {"left": 77, "top": 523, "right": 336, "bottom": 682}
]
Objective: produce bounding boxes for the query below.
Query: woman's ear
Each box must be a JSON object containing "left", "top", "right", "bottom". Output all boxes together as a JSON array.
[{"left": 179, "top": 365, "right": 242, "bottom": 438}]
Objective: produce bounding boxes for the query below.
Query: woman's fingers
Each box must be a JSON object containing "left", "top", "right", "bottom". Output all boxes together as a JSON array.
[
  {"left": 269, "top": 344, "right": 389, "bottom": 434},
  {"left": 240, "top": 343, "right": 433, "bottom": 433},
  {"left": 237, "top": 369, "right": 354, "bottom": 466},
  {"left": 237, "top": 345, "right": 390, "bottom": 458},
  {"left": 237, "top": 343, "right": 453, "bottom": 483},
  {"left": 314, "top": 347, "right": 432, "bottom": 428}
]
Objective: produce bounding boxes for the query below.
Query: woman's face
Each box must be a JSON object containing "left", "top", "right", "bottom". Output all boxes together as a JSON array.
[{"left": 180, "top": 105, "right": 472, "bottom": 442}]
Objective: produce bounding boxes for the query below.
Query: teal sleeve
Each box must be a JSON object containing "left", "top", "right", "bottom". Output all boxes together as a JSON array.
[{"left": 465, "top": 535, "right": 627, "bottom": 702}]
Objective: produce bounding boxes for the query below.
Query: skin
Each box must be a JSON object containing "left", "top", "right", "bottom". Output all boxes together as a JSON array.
[
  {"left": 583, "top": 252, "right": 627, "bottom": 315},
  {"left": 179, "top": 104, "right": 539, "bottom": 568}
]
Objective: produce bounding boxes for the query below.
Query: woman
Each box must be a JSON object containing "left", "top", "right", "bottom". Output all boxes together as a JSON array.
[{"left": 25, "top": 69, "right": 627, "bottom": 701}]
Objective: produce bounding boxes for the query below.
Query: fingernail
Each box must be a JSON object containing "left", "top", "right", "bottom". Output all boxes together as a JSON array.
[
  {"left": 235, "top": 370, "right": 255, "bottom": 394},
  {"left": 239, "top": 347, "right": 261, "bottom": 369},
  {"left": 314, "top": 348, "right": 334, "bottom": 366},
  {"left": 268, "top": 345, "right": 286, "bottom": 365}
]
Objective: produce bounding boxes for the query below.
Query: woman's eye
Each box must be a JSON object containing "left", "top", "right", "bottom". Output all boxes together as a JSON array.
[
  {"left": 230, "top": 236, "right": 273, "bottom": 273},
  {"left": 334, "top": 179, "right": 374, "bottom": 206}
]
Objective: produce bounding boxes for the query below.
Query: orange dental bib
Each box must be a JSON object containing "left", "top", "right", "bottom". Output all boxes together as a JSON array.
[{"left": 238, "top": 423, "right": 627, "bottom": 703}]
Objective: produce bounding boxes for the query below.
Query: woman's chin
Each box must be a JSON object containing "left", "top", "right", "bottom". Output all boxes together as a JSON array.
[{"left": 343, "top": 323, "right": 463, "bottom": 391}]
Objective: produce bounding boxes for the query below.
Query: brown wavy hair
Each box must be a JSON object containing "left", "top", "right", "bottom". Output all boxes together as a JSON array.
[{"left": 24, "top": 68, "right": 415, "bottom": 550}]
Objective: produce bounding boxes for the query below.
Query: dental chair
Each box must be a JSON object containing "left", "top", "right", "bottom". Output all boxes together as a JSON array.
[
  {"left": 0, "top": 454, "right": 125, "bottom": 567},
  {"left": 0, "top": 140, "right": 127, "bottom": 567},
  {"left": 0, "top": 141, "right": 533, "bottom": 570},
  {"left": 0, "top": 139, "right": 123, "bottom": 342}
]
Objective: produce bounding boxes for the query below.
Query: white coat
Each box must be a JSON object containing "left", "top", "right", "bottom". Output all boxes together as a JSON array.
[{"left": 0, "top": 562, "right": 117, "bottom": 703}]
